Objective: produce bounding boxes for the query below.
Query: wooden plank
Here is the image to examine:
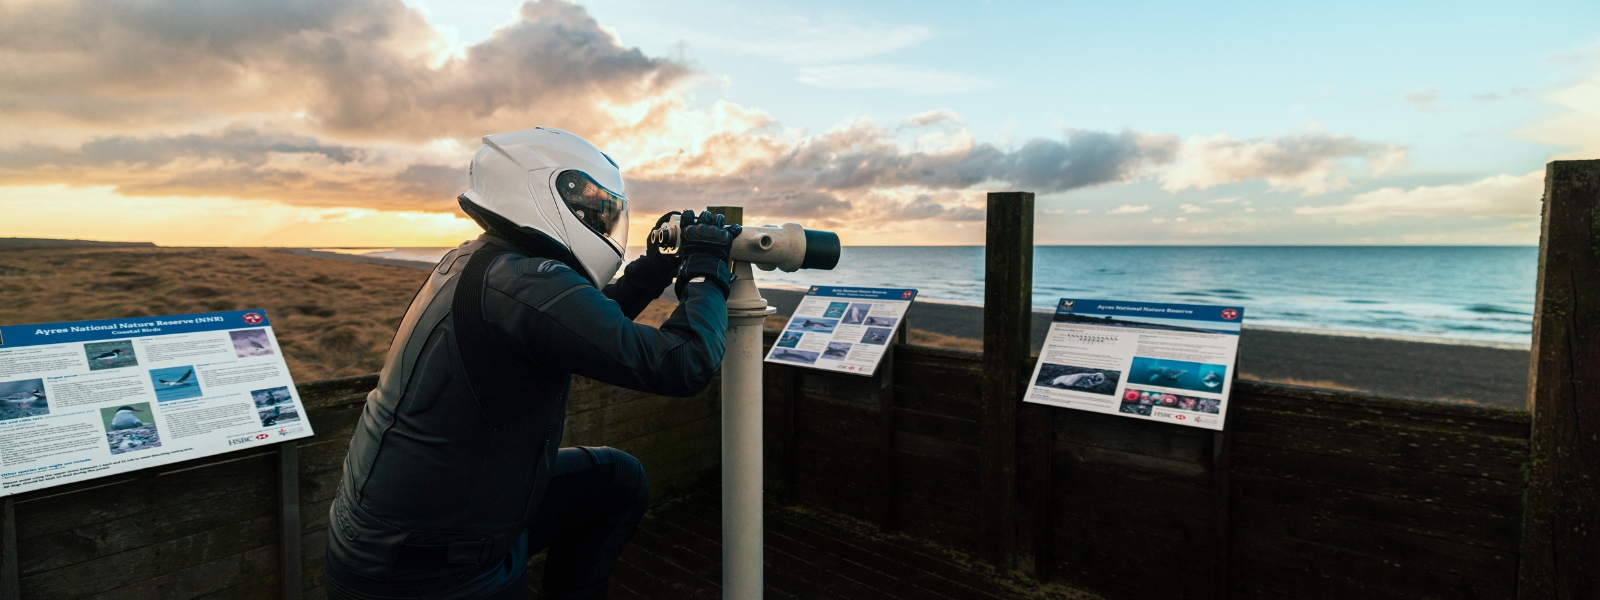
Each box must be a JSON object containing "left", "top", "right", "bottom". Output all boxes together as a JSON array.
[
  {"left": 894, "top": 408, "right": 981, "bottom": 445},
  {"left": 1053, "top": 461, "right": 1208, "bottom": 516},
  {"left": 793, "top": 390, "right": 880, "bottom": 425},
  {"left": 878, "top": 331, "right": 898, "bottom": 532},
  {"left": 779, "top": 365, "right": 798, "bottom": 498},
  {"left": 896, "top": 453, "right": 980, "bottom": 491},
  {"left": 14, "top": 450, "right": 276, "bottom": 542},
  {"left": 1231, "top": 410, "right": 1528, "bottom": 483},
  {"left": 1028, "top": 403, "right": 1053, "bottom": 582},
  {"left": 1231, "top": 498, "right": 1518, "bottom": 586},
  {"left": 894, "top": 431, "right": 979, "bottom": 470},
  {"left": 19, "top": 474, "right": 273, "bottom": 575},
  {"left": 10, "top": 445, "right": 277, "bottom": 533},
  {"left": 1051, "top": 515, "right": 1209, "bottom": 600},
  {"left": 20, "top": 513, "right": 277, "bottom": 598},
  {"left": 564, "top": 389, "right": 715, "bottom": 437},
  {"left": 294, "top": 375, "right": 376, "bottom": 414},
  {"left": 1233, "top": 472, "right": 1520, "bottom": 551},
  {"left": 1521, "top": 158, "right": 1600, "bottom": 600},
  {"left": 893, "top": 387, "right": 982, "bottom": 422},
  {"left": 2, "top": 497, "right": 16, "bottom": 600},
  {"left": 1234, "top": 384, "right": 1529, "bottom": 436},
  {"left": 279, "top": 442, "right": 302, "bottom": 600},
  {"left": 1211, "top": 427, "right": 1231, "bottom": 600},
  {"left": 1053, "top": 409, "right": 1212, "bottom": 464},
  {"left": 88, "top": 543, "right": 279, "bottom": 600},
  {"left": 565, "top": 393, "right": 718, "bottom": 447},
  {"left": 979, "top": 190, "right": 1032, "bottom": 570},
  {"left": 792, "top": 410, "right": 879, "bottom": 445},
  {"left": 1232, "top": 526, "right": 1516, "bottom": 600},
  {"left": 1231, "top": 443, "right": 1523, "bottom": 515}
]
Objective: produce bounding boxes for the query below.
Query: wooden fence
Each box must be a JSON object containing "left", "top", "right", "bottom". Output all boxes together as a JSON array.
[
  {"left": 0, "top": 160, "right": 1593, "bottom": 599},
  {"left": 0, "top": 373, "right": 721, "bottom": 598},
  {"left": 761, "top": 341, "right": 1530, "bottom": 600}
]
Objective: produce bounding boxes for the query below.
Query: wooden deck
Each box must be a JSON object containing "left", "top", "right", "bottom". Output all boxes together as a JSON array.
[{"left": 528, "top": 489, "right": 1099, "bottom": 600}]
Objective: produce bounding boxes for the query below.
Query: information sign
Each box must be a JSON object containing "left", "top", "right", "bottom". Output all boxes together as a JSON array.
[
  {"left": 0, "top": 310, "right": 313, "bottom": 496},
  {"left": 1023, "top": 299, "right": 1243, "bottom": 430},
  {"left": 764, "top": 286, "right": 917, "bottom": 377}
]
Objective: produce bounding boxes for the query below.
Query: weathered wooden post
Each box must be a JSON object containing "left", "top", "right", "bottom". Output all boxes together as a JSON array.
[
  {"left": 980, "top": 191, "right": 1034, "bottom": 570},
  {"left": 279, "top": 441, "right": 302, "bottom": 600},
  {"left": 1520, "top": 159, "right": 1600, "bottom": 599},
  {"left": 2, "top": 497, "right": 16, "bottom": 599}
]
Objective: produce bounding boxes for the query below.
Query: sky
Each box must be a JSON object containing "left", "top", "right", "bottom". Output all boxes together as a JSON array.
[{"left": 1, "top": 0, "right": 1597, "bottom": 247}]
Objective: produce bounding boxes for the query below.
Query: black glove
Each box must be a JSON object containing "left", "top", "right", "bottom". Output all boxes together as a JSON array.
[
  {"left": 624, "top": 210, "right": 683, "bottom": 284},
  {"left": 677, "top": 210, "right": 741, "bottom": 261},
  {"left": 673, "top": 210, "right": 739, "bottom": 300},
  {"left": 645, "top": 211, "right": 682, "bottom": 263}
]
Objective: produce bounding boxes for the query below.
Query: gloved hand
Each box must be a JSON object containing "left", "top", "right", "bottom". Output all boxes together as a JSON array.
[
  {"left": 623, "top": 210, "right": 683, "bottom": 284},
  {"left": 674, "top": 210, "right": 739, "bottom": 300},
  {"left": 645, "top": 211, "right": 682, "bottom": 263},
  {"left": 677, "top": 210, "right": 740, "bottom": 261}
]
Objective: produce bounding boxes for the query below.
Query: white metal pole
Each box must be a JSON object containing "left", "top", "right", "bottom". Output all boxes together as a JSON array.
[{"left": 722, "top": 258, "right": 770, "bottom": 600}]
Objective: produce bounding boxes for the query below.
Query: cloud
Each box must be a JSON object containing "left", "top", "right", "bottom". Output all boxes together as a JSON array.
[
  {"left": 1107, "top": 205, "right": 1150, "bottom": 214},
  {"left": 0, "top": 0, "right": 690, "bottom": 142},
  {"left": 1518, "top": 58, "right": 1600, "bottom": 158},
  {"left": 1404, "top": 87, "right": 1442, "bottom": 113},
  {"left": 796, "top": 65, "right": 993, "bottom": 94},
  {"left": 1161, "top": 132, "right": 1407, "bottom": 195},
  {"left": 1178, "top": 204, "right": 1209, "bottom": 213},
  {"left": 0, "top": 0, "right": 1421, "bottom": 244},
  {"left": 625, "top": 121, "right": 1178, "bottom": 220},
  {"left": 1295, "top": 171, "right": 1543, "bottom": 218}
]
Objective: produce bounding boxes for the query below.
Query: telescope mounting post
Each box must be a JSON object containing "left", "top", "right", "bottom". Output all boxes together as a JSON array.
[{"left": 711, "top": 206, "right": 772, "bottom": 600}]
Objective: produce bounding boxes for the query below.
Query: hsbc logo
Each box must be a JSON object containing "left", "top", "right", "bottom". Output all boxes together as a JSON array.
[{"left": 228, "top": 432, "right": 271, "bottom": 446}]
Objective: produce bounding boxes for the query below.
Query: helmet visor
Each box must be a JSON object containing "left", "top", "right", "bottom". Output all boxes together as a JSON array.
[{"left": 556, "top": 170, "right": 628, "bottom": 253}]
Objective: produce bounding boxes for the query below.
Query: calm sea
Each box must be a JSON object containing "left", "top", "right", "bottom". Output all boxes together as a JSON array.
[{"left": 324, "top": 246, "right": 1539, "bottom": 347}]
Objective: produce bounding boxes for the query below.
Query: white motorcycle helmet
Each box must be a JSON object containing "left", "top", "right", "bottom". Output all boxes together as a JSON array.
[{"left": 457, "top": 127, "right": 630, "bottom": 286}]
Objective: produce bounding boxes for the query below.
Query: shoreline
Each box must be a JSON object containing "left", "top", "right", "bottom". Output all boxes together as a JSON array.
[{"left": 289, "top": 249, "right": 1531, "bottom": 408}]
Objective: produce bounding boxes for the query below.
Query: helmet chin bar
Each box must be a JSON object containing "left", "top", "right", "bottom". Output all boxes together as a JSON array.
[{"left": 647, "top": 215, "right": 840, "bottom": 273}]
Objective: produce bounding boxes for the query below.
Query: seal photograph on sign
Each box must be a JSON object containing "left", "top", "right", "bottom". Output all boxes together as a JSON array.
[{"left": 1035, "top": 363, "right": 1121, "bottom": 396}]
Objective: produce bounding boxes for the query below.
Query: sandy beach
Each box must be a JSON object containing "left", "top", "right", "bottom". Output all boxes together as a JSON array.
[{"left": 1, "top": 244, "right": 1529, "bottom": 408}]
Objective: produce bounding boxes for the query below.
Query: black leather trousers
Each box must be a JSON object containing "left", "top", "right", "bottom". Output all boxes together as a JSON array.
[{"left": 327, "top": 446, "right": 648, "bottom": 600}]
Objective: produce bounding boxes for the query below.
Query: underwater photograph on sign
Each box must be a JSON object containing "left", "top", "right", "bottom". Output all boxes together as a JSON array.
[
  {"left": 764, "top": 286, "right": 917, "bottom": 377},
  {"left": 1023, "top": 299, "right": 1243, "bottom": 430},
  {"left": 0, "top": 310, "right": 313, "bottom": 496}
]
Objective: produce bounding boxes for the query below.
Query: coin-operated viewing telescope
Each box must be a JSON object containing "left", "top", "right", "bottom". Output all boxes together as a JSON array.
[
  {"left": 659, "top": 208, "right": 838, "bottom": 600},
  {"left": 647, "top": 214, "right": 841, "bottom": 272}
]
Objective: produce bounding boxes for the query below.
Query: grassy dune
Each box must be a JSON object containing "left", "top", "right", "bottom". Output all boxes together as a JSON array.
[
  {"left": 0, "top": 247, "right": 979, "bottom": 383},
  {"left": 0, "top": 247, "right": 427, "bottom": 381}
]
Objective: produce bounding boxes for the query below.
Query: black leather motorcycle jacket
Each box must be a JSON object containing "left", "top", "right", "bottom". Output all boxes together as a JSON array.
[{"left": 324, "top": 233, "right": 728, "bottom": 596}]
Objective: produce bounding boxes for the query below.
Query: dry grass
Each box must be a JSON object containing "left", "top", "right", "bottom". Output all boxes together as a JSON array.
[
  {"left": 0, "top": 248, "right": 987, "bottom": 384},
  {"left": 0, "top": 247, "right": 428, "bottom": 382}
]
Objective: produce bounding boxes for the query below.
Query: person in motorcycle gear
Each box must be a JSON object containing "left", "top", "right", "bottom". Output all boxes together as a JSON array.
[{"left": 323, "top": 127, "right": 739, "bottom": 600}]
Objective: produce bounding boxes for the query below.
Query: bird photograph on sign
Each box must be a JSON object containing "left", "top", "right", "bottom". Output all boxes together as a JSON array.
[
  {"left": 101, "top": 402, "right": 162, "bottom": 455},
  {"left": 0, "top": 378, "right": 49, "bottom": 422},
  {"left": 229, "top": 329, "right": 274, "bottom": 358},
  {"left": 83, "top": 340, "right": 138, "bottom": 371},
  {"left": 149, "top": 366, "right": 202, "bottom": 402},
  {"left": 250, "top": 386, "right": 301, "bottom": 427}
]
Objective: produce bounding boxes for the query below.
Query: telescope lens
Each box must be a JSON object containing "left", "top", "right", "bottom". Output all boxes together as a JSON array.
[{"left": 801, "top": 230, "right": 841, "bottom": 270}]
